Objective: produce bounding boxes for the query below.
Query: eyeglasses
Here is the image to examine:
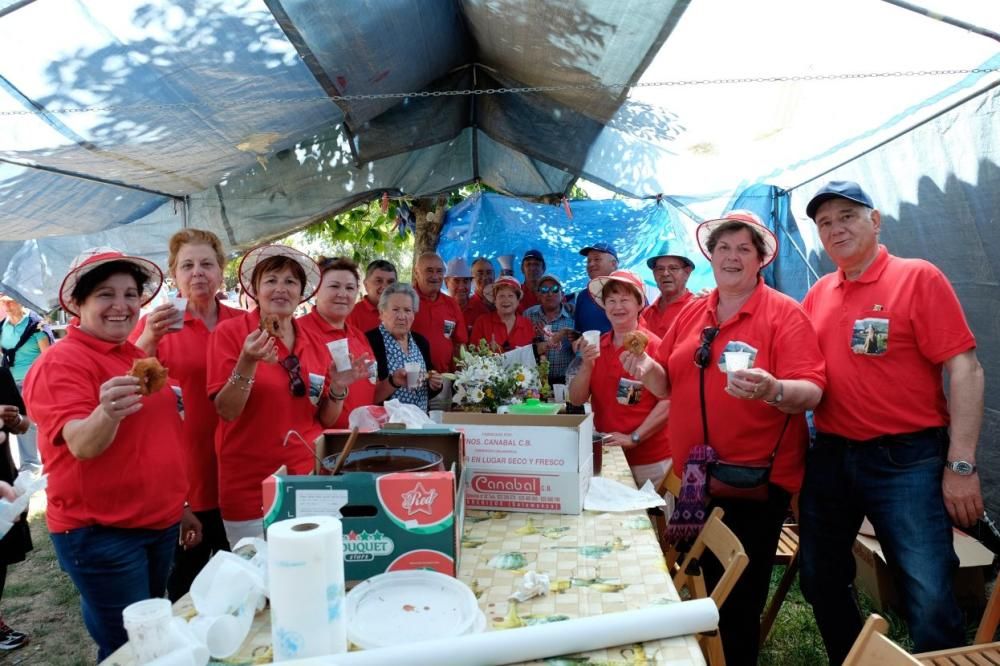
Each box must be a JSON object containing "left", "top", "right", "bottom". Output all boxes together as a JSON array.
[
  {"left": 538, "top": 285, "right": 561, "bottom": 294},
  {"left": 693, "top": 326, "right": 719, "bottom": 369},
  {"left": 280, "top": 354, "right": 307, "bottom": 397}
]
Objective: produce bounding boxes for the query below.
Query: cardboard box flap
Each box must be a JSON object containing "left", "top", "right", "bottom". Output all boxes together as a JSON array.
[
  {"left": 442, "top": 413, "right": 591, "bottom": 428},
  {"left": 856, "top": 528, "right": 993, "bottom": 567}
]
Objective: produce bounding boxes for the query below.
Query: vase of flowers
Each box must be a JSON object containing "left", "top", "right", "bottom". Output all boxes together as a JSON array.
[{"left": 449, "top": 341, "right": 542, "bottom": 412}]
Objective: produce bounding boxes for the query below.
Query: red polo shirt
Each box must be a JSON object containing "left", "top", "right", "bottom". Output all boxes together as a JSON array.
[
  {"left": 656, "top": 281, "right": 826, "bottom": 493},
  {"left": 347, "top": 297, "right": 381, "bottom": 334},
  {"left": 463, "top": 293, "right": 492, "bottom": 337},
  {"left": 207, "top": 310, "right": 330, "bottom": 520},
  {"left": 517, "top": 283, "right": 540, "bottom": 313},
  {"left": 469, "top": 312, "right": 536, "bottom": 351},
  {"left": 802, "top": 245, "right": 974, "bottom": 440},
  {"left": 589, "top": 327, "right": 670, "bottom": 466},
  {"left": 296, "top": 309, "right": 376, "bottom": 428},
  {"left": 23, "top": 326, "right": 187, "bottom": 532},
  {"left": 131, "top": 302, "right": 242, "bottom": 512},
  {"left": 412, "top": 286, "right": 467, "bottom": 372},
  {"left": 640, "top": 290, "right": 693, "bottom": 338}
]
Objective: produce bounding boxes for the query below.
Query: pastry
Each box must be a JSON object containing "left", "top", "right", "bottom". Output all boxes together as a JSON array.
[
  {"left": 623, "top": 330, "right": 649, "bottom": 356},
  {"left": 259, "top": 314, "right": 281, "bottom": 336},
  {"left": 129, "top": 357, "right": 169, "bottom": 396}
]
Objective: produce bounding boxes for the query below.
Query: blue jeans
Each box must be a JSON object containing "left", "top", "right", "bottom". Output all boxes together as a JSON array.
[
  {"left": 51, "top": 524, "right": 178, "bottom": 662},
  {"left": 13, "top": 380, "right": 41, "bottom": 471},
  {"left": 799, "top": 429, "right": 964, "bottom": 664}
]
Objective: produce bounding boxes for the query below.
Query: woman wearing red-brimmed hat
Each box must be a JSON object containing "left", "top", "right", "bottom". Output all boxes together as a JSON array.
[
  {"left": 622, "top": 210, "right": 826, "bottom": 666},
  {"left": 567, "top": 270, "right": 671, "bottom": 490},
  {"left": 206, "top": 245, "right": 371, "bottom": 545},
  {"left": 22, "top": 247, "right": 191, "bottom": 661},
  {"left": 469, "top": 276, "right": 535, "bottom": 352}
]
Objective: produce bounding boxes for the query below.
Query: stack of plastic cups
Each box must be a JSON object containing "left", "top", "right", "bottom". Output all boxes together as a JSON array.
[{"left": 123, "top": 599, "right": 174, "bottom": 663}]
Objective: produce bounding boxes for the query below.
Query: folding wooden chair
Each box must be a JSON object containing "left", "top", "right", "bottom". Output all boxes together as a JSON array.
[
  {"left": 974, "top": 574, "right": 1000, "bottom": 644},
  {"left": 913, "top": 579, "right": 1000, "bottom": 664},
  {"left": 655, "top": 470, "right": 683, "bottom": 568},
  {"left": 672, "top": 506, "right": 749, "bottom": 666},
  {"left": 759, "top": 495, "right": 800, "bottom": 646},
  {"left": 843, "top": 614, "right": 921, "bottom": 665}
]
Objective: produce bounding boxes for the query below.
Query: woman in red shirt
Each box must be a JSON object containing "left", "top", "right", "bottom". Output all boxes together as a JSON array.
[
  {"left": 24, "top": 248, "right": 192, "bottom": 661},
  {"left": 207, "top": 246, "right": 369, "bottom": 546},
  {"left": 131, "top": 229, "right": 240, "bottom": 601},
  {"left": 469, "top": 276, "right": 535, "bottom": 352},
  {"left": 567, "top": 270, "right": 670, "bottom": 489}
]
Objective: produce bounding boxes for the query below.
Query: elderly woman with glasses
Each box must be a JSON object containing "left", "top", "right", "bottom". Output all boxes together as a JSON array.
[
  {"left": 365, "top": 282, "right": 442, "bottom": 411},
  {"left": 623, "top": 211, "right": 825, "bottom": 666},
  {"left": 207, "top": 246, "right": 369, "bottom": 544}
]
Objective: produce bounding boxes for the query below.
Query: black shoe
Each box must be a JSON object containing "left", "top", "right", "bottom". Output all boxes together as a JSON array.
[{"left": 0, "top": 625, "right": 28, "bottom": 651}]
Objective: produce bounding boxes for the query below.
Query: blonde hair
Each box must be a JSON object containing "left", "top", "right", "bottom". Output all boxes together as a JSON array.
[{"left": 167, "top": 229, "right": 226, "bottom": 276}]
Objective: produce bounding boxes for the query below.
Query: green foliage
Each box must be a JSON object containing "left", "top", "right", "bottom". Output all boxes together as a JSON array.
[{"left": 302, "top": 198, "right": 414, "bottom": 271}]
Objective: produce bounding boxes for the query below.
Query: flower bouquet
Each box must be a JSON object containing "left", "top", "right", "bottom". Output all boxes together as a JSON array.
[{"left": 449, "top": 340, "right": 542, "bottom": 412}]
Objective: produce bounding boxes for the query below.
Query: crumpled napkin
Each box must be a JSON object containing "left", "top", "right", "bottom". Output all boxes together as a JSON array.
[
  {"left": 584, "top": 477, "right": 666, "bottom": 512},
  {"left": 509, "top": 571, "right": 550, "bottom": 602}
]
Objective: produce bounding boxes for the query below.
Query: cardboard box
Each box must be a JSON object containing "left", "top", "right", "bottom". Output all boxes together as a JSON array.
[
  {"left": 262, "top": 428, "right": 464, "bottom": 585},
  {"left": 441, "top": 412, "right": 594, "bottom": 514},
  {"left": 853, "top": 528, "right": 994, "bottom": 614}
]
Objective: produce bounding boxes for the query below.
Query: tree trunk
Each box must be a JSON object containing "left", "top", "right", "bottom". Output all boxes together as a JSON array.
[{"left": 411, "top": 195, "right": 448, "bottom": 279}]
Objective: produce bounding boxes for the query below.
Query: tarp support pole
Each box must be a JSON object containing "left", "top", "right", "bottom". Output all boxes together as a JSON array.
[
  {"left": 0, "top": 157, "right": 182, "bottom": 201},
  {"left": 881, "top": 0, "right": 1000, "bottom": 44}
]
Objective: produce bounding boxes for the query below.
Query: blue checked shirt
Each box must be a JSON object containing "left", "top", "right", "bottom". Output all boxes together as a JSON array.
[{"left": 523, "top": 303, "right": 576, "bottom": 383}]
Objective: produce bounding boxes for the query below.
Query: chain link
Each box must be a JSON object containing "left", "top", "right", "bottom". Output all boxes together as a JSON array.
[{"left": 0, "top": 67, "right": 996, "bottom": 117}]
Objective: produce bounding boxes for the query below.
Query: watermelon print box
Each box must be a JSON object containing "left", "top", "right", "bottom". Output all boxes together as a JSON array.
[{"left": 262, "top": 469, "right": 460, "bottom": 585}]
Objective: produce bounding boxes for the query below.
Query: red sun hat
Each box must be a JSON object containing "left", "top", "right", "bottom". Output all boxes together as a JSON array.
[
  {"left": 59, "top": 247, "right": 164, "bottom": 316},
  {"left": 238, "top": 244, "right": 321, "bottom": 303},
  {"left": 695, "top": 210, "right": 779, "bottom": 267},
  {"left": 483, "top": 275, "right": 523, "bottom": 304},
  {"left": 587, "top": 270, "right": 648, "bottom": 309}
]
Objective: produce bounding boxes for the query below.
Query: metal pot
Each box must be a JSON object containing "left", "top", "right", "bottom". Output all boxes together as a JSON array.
[{"left": 321, "top": 446, "right": 445, "bottom": 475}]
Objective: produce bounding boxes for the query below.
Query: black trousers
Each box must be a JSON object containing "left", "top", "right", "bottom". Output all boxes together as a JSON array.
[
  {"left": 167, "top": 508, "right": 230, "bottom": 602},
  {"left": 702, "top": 484, "right": 790, "bottom": 666}
]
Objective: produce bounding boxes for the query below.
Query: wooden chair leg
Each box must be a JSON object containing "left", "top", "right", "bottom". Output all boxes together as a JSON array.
[{"left": 759, "top": 552, "right": 800, "bottom": 646}]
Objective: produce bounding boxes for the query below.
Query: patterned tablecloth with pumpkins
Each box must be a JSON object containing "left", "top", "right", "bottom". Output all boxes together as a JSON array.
[{"left": 103, "top": 446, "right": 705, "bottom": 666}]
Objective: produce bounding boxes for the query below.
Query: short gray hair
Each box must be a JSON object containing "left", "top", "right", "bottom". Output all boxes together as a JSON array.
[{"left": 378, "top": 281, "right": 419, "bottom": 313}]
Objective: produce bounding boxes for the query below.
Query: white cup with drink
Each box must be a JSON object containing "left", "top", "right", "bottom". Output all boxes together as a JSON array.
[
  {"left": 167, "top": 297, "right": 187, "bottom": 330},
  {"left": 724, "top": 351, "right": 751, "bottom": 387},
  {"left": 404, "top": 361, "right": 422, "bottom": 389},
  {"left": 326, "top": 339, "right": 352, "bottom": 372},
  {"left": 582, "top": 330, "right": 601, "bottom": 356}
]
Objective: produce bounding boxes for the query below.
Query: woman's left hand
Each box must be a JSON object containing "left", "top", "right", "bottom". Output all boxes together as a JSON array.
[
  {"left": 602, "top": 432, "right": 637, "bottom": 449},
  {"left": 427, "top": 370, "right": 443, "bottom": 391},
  {"left": 329, "top": 354, "right": 373, "bottom": 393},
  {"left": 725, "top": 368, "right": 777, "bottom": 401},
  {"left": 180, "top": 506, "right": 203, "bottom": 549}
]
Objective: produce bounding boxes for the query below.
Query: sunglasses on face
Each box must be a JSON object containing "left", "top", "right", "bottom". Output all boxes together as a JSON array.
[
  {"left": 538, "top": 285, "right": 561, "bottom": 294},
  {"left": 693, "top": 326, "right": 719, "bottom": 369},
  {"left": 280, "top": 354, "right": 307, "bottom": 397}
]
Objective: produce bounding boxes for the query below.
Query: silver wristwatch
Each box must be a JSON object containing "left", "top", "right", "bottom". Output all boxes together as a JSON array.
[
  {"left": 630, "top": 431, "right": 641, "bottom": 444},
  {"left": 945, "top": 460, "right": 976, "bottom": 475}
]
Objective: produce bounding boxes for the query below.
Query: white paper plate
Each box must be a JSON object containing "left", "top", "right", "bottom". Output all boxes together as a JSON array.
[{"left": 347, "top": 570, "right": 481, "bottom": 649}]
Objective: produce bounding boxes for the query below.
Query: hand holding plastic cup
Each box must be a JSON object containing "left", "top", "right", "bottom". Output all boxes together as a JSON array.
[
  {"left": 724, "top": 351, "right": 751, "bottom": 387},
  {"left": 167, "top": 297, "right": 187, "bottom": 330},
  {"left": 404, "top": 361, "right": 422, "bottom": 389},
  {"left": 123, "top": 598, "right": 173, "bottom": 663},
  {"left": 582, "top": 330, "right": 601, "bottom": 355},
  {"left": 326, "top": 339, "right": 352, "bottom": 372}
]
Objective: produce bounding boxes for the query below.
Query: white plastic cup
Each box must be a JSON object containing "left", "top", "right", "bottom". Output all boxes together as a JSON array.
[
  {"left": 428, "top": 410, "right": 444, "bottom": 424},
  {"left": 404, "top": 361, "right": 421, "bottom": 389},
  {"left": 582, "top": 330, "right": 601, "bottom": 355},
  {"left": 168, "top": 297, "right": 188, "bottom": 330},
  {"left": 326, "top": 339, "right": 352, "bottom": 372},
  {"left": 724, "top": 351, "right": 751, "bottom": 386},
  {"left": 123, "top": 598, "right": 174, "bottom": 663},
  {"left": 188, "top": 613, "right": 244, "bottom": 659},
  {"left": 552, "top": 383, "right": 567, "bottom": 402}
]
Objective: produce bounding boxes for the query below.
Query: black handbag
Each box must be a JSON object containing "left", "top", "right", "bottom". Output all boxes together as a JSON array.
[{"left": 697, "top": 348, "right": 790, "bottom": 502}]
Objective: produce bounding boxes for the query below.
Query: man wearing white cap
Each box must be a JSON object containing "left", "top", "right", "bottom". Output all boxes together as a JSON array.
[
  {"left": 444, "top": 258, "right": 474, "bottom": 336},
  {"left": 640, "top": 252, "right": 694, "bottom": 338}
]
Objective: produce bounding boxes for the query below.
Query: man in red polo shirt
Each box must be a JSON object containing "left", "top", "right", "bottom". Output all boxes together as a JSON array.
[
  {"left": 412, "top": 251, "right": 467, "bottom": 374},
  {"left": 464, "top": 257, "right": 495, "bottom": 331},
  {"left": 347, "top": 259, "right": 396, "bottom": 333},
  {"left": 640, "top": 252, "right": 694, "bottom": 337},
  {"left": 517, "top": 249, "right": 545, "bottom": 312},
  {"left": 798, "top": 181, "right": 984, "bottom": 663}
]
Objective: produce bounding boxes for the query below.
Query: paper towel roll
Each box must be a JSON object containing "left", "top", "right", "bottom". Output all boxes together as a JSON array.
[
  {"left": 267, "top": 515, "right": 346, "bottom": 661},
  {"left": 320, "top": 599, "right": 718, "bottom": 666}
]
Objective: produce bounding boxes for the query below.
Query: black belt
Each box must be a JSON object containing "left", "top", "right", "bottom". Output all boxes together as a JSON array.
[{"left": 815, "top": 427, "right": 947, "bottom": 447}]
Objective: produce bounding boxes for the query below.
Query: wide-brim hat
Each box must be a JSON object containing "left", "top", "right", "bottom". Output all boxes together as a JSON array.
[
  {"left": 483, "top": 275, "right": 523, "bottom": 304},
  {"left": 645, "top": 253, "right": 695, "bottom": 270},
  {"left": 588, "top": 270, "right": 647, "bottom": 308},
  {"left": 238, "top": 244, "right": 321, "bottom": 303},
  {"left": 695, "top": 210, "right": 778, "bottom": 268},
  {"left": 446, "top": 257, "right": 472, "bottom": 279},
  {"left": 59, "top": 247, "right": 164, "bottom": 316}
]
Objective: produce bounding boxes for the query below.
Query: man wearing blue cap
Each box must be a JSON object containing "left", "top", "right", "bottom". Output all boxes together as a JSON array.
[
  {"left": 799, "top": 181, "right": 984, "bottom": 662},
  {"left": 573, "top": 242, "right": 618, "bottom": 333},
  {"left": 518, "top": 249, "right": 546, "bottom": 313},
  {"left": 640, "top": 252, "right": 694, "bottom": 337}
]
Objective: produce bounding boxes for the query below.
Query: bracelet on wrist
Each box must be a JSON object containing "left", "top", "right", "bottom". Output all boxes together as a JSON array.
[
  {"left": 388, "top": 375, "right": 401, "bottom": 389},
  {"left": 328, "top": 385, "right": 349, "bottom": 401},
  {"left": 228, "top": 370, "right": 255, "bottom": 391}
]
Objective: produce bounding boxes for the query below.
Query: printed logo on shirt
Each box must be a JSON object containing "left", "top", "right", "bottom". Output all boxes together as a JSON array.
[
  {"left": 617, "top": 378, "right": 644, "bottom": 405},
  {"left": 718, "top": 340, "right": 758, "bottom": 373},
  {"left": 443, "top": 319, "right": 456, "bottom": 339},
  {"left": 851, "top": 317, "right": 889, "bottom": 355},
  {"left": 307, "top": 372, "right": 325, "bottom": 406},
  {"left": 171, "top": 385, "right": 184, "bottom": 419}
]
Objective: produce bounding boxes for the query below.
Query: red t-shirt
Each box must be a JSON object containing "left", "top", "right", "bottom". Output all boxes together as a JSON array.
[
  {"left": 656, "top": 281, "right": 826, "bottom": 493},
  {"left": 469, "top": 312, "right": 536, "bottom": 352},
  {"left": 640, "top": 290, "right": 693, "bottom": 338},
  {"left": 130, "top": 302, "right": 242, "bottom": 512},
  {"left": 802, "top": 245, "right": 974, "bottom": 440},
  {"left": 517, "top": 284, "right": 539, "bottom": 313},
  {"left": 23, "top": 326, "right": 187, "bottom": 532},
  {"left": 412, "top": 286, "right": 467, "bottom": 372},
  {"left": 347, "top": 297, "right": 381, "bottom": 334},
  {"left": 296, "top": 310, "right": 376, "bottom": 428},
  {"left": 206, "top": 310, "right": 330, "bottom": 521},
  {"left": 463, "top": 294, "right": 492, "bottom": 337},
  {"left": 589, "top": 327, "right": 670, "bottom": 466}
]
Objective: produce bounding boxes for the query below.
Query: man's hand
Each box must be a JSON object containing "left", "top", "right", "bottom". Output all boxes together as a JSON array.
[{"left": 942, "top": 471, "right": 984, "bottom": 528}]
